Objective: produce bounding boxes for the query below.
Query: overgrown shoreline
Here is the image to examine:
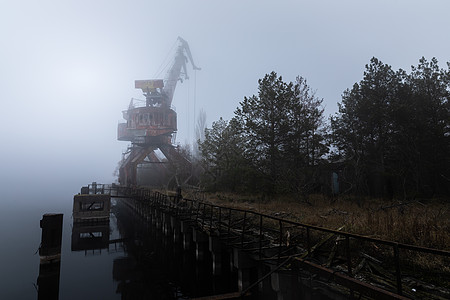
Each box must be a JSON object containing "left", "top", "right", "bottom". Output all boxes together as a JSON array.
[
  {"left": 192, "top": 192, "right": 450, "bottom": 251},
  {"left": 183, "top": 190, "right": 450, "bottom": 279}
]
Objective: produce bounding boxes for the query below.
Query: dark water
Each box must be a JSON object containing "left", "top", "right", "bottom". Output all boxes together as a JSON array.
[{"left": 0, "top": 192, "right": 236, "bottom": 299}]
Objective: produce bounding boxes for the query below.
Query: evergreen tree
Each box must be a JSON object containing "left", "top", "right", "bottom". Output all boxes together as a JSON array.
[
  {"left": 282, "top": 76, "right": 328, "bottom": 194},
  {"left": 331, "top": 58, "right": 400, "bottom": 196},
  {"left": 233, "top": 72, "right": 327, "bottom": 194},
  {"left": 234, "top": 72, "right": 292, "bottom": 193},
  {"left": 331, "top": 57, "right": 450, "bottom": 198},
  {"left": 199, "top": 118, "right": 251, "bottom": 191},
  {"left": 405, "top": 57, "right": 450, "bottom": 196}
]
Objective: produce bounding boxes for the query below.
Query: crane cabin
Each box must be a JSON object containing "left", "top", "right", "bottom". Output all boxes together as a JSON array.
[{"left": 118, "top": 79, "right": 177, "bottom": 145}]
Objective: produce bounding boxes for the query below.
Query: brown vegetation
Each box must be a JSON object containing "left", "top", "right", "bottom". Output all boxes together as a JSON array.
[
  {"left": 194, "top": 193, "right": 448, "bottom": 249},
  {"left": 185, "top": 191, "right": 450, "bottom": 272}
]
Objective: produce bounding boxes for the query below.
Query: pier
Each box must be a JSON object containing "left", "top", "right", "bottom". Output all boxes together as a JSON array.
[{"left": 77, "top": 183, "right": 450, "bottom": 299}]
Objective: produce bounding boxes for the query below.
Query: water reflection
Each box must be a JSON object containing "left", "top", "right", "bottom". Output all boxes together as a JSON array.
[
  {"left": 37, "top": 260, "right": 61, "bottom": 300},
  {"left": 28, "top": 193, "right": 338, "bottom": 299},
  {"left": 65, "top": 197, "right": 238, "bottom": 299},
  {"left": 37, "top": 214, "right": 63, "bottom": 300},
  {"left": 71, "top": 222, "right": 110, "bottom": 252},
  {"left": 111, "top": 200, "right": 238, "bottom": 299}
]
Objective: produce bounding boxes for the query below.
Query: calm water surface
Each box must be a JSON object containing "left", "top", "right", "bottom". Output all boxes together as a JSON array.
[
  {"left": 0, "top": 192, "right": 123, "bottom": 299},
  {"left": 0, "top": 190, "right": 234, "bottom": 299}
]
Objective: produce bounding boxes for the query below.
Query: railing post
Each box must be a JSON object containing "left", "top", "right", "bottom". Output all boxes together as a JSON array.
[
  {"left": 346, "top": 236, "right": 352, "bottom": 276},
  {"left": 259, "top": 214, "right": 263, "bottom": 259},
  {"left": 278, "top": 220, "right": 283, "bottom": 261},
  {"left": 306, "top": 227, "right": 311, "bottom": 256},
  {"left": 394, "top": 243, "right": 402, "bottom": 295},
  {"left": 202, "top": 203, "right": 206, "bottom": 227},
  {"left": 218, "top": 207, "right": 222, "bottom": 232},
  {"left": 241, "top": 211, "right": 247, "bottom": 248},
  {"left": 210, "top": 205, "right": 213, "bottom": 230},
  {"left": 228, "top": 208, "right": 231, "bottom": 236},
  {"left": 187, "top": 199, "right": 191, "bottom": 215},
  {"left": 196, "top": 201, "right": 200, "bottom": 222}
]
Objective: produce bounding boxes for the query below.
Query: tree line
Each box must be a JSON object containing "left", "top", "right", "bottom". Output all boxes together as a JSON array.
[{"left": 198, "top": 57, "right": 450, "bottom": 200}]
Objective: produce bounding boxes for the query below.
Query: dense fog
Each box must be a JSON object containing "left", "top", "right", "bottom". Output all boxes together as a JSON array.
[{"left": 1, "top": 0, "right": 450, "bottom": 201}]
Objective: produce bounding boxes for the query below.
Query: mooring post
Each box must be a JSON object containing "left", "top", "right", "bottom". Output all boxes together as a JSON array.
[
  {"left": 209, "top": 235, "right": 222, "bottom": 275},
  {"left": 193, "top": 228, "right": 208, "bottom": 261},
  {"left": 39, "top": 213, "right": 63, "bottom": 259},
  {"left": 233, "top": 248, "right": 257, "bottom": 293}
]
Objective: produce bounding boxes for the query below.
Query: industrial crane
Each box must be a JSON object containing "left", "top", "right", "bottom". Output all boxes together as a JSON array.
[
  {"left": 163, "top": 37, "right": 201, "bottom": 107},
  {"left": 117, "top": 37, "right": 200, "bottom": 186}
]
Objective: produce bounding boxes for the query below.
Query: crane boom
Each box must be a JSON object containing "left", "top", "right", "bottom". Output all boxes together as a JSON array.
[{"left": 163, "top": 36, "right": 201, "bottom": 106}]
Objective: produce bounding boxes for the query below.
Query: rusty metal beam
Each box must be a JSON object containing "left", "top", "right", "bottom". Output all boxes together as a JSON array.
[{"left": 294, "top": 258, "right": 410, "bottom": 300}]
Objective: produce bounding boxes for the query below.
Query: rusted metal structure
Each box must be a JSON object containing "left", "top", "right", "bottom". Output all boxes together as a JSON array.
[
  {"left": 73, "top": 194, "right": 111, "bottom": 223},
  {"left": 118, "top": 37, "right": 200, "bottom": 186},
  {"left": 90, "top": 183, "right": 450, "bottom": 299}
]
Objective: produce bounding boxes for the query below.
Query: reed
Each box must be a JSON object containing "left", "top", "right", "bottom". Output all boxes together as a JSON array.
[{"left": 203, "top": 192, "right": 449, "bottom": 251}]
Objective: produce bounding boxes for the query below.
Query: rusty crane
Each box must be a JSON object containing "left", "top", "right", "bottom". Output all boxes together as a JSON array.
[{"left": 117, "top": 37, "right": 200, "bottom": 186}]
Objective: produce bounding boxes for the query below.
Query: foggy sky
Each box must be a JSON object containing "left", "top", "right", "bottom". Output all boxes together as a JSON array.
[{"left": 1, "top": 0, "right": 450, "bottom": 198}]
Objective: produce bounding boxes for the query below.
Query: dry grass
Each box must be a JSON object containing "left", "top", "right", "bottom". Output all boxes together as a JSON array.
[
  {"left": 178, "top": 190, "right": 450, "bottom": 290},
  {"left": 179, "top": 190, "right": 450, "bottom": 289},
  {"left": 193, "top": 192, "right": 450, "bottom": 250}
]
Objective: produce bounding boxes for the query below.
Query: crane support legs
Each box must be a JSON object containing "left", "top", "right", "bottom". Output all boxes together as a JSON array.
[
  {"left": 118, "top": 144, "right": 193, "bottom": 187},
  {"left": 119, "top": 146, "right": 156, "bottom": 186}
]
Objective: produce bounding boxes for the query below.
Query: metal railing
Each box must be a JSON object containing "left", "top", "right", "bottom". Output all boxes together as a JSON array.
[{"left": 84, "top": 183, "right": 450, "bottom": 298}]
